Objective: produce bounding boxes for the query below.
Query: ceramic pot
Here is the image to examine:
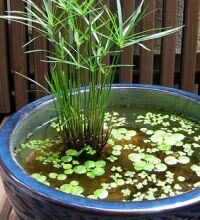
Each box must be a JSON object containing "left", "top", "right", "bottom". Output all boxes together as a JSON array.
[{"left": 0, "top": 84, "right": 200, "bottom": 220}]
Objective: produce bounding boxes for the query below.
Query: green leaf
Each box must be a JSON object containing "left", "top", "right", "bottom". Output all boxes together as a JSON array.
[
  {"left": 49, "top": 173, "right": 58, "bottom": 179},
  {"left": 61, "top": 156, "right": 73, "bottom": 163},
  {"left": 178, "top": 156, "right": 190, "bottom": 164},
  {"left": 57, "top": 174, "right": 67, "bottom": 181},
  {"left": 63, "top": 164, "right": 73, "bottom": 170},
  {"left": 95, "top": 160, "right": 106, "bottom": 167},
  {"left": 116, "top": 0, "right": 123, "bottom": 37},
  {"left": 92, "top": 167, "right": 105, "bottom": 176},
  {"left": 113, "top": 145, "right": 122, "bottom": 151},
  {"left": 84, "top": 160, "right": 96, "bottom": 169},
  {"left": 73, "top": 165, "right": 87, "bottom": 174},
  {"left": 155, "top": 163, "right": 167, "bottom": 172},
  {"left": 164, "top": 156, "right": 177, "bottom": 165},
  {"left": 66, "top": 149, "right": 79, "bottom": 157},
  {"left": 94, "top": 189, "right": 108, "bottom": 199},
  {"left": 128, "top": 153, "right": 144, "bottom": 162}
]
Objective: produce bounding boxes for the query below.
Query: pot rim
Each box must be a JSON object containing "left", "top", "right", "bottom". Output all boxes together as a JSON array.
[{"left": 0, "top": 84, "right": 200, "bottom": 215}]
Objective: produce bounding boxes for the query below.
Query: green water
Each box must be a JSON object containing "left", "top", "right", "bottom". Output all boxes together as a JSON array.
[{"left": 15, "top": 106, "right": 200, "bottom": 202}]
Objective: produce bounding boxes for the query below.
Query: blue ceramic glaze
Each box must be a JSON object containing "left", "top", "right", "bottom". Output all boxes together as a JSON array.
[{"left": 0, "top": 84, "right": 200, "bottom": 220}]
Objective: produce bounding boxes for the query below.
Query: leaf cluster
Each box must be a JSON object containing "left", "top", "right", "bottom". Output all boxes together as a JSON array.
[{"left": 0, "top": 0, "right": 182, "bottom": 152}]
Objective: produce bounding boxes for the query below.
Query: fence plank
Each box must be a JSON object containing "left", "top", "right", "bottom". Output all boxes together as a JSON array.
[
  {"left": 10, "top": 0, "right": 28, "bottom": 109},
  {"left": 0, "top": 0, "right": 10, "bottom": 113},
  {"left": 140, "top": 0, "right": 156, "bottom": 84},
  {"left": 33, "top": 0, "right": 48, "bottom": 99},
  {"left": 181, "top": 0, "right": 200, "bottom": 92},
  {"left": 119, "top": 0, "right": 135, "bottom": 83},
  {"left": 161, "top": 0, "right": 178, "bottom": 87}
]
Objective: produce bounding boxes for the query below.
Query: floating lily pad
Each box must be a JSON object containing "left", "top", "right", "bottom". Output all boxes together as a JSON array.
[
  {"left": 159, "top": 144, "right": 171, "bottom": 151},
  {"left": 57, "top": 174, "right": 67, "bottom": 181},
  {"left": 194, "top": 182, "right": 200, "bottom": 187},
  {"left": 178, "top": 176, "right": 185, "bottom": 182},
  {"left": 63, "top": 164, "right": 73, "bottom": 170},
  {"left": 146, "top": 130, "right": 154, "bottom": 135},
  {"left": 92, "top": 167, "right": 105, "bottom": 176},
  {"left": 49, "top": 173, "right": 58, "bottom": 179},
  {"left": 60, "top": 182, "right": 84, "bottom": 196},
  {"left": 123, "top": 136, "right": 132, "bottom": 140},
  {"left": 73, "top": 165, "right": 87, "bottom": 174},
  {"left": 116, "top": 179, "right": 125, "bottom": 186},
  {"left": 143, "top": 163, "right": 154, "bottom": 171},
  {"left": 114, "top": 134, "right": 123, "bottom": 140},
  {"left": 72, "top": 160, "right": 80, "bottom": 165},
  {"left": 70, "top": 180, "right": 79, "bottom": 186},
  {"left": 66, "top": 149, "right": 79, "bottom": 157},
  {"left": 164, "top": 156, "right": 177, "bottom": 165},
  {"left": 86, "top": 172, "right": 95, "bottom": 178},
  {"left": 134, "top": 161, "right": 147, "bottom": 171},
  {"left": 61, "top": 156, "right": 72, "bottom": 163},
  {"left": 113, "top": 145, "right": 122, "bottom": 151},
  {"left": 64, "top": 169, "right": 73, "bottom": 175},
  {"left": 112, "top": 150, "right": 121, "bottom": 156},
  {"left": 163, "top": 134, "right": 177, "bottom": 146},
  {"left": 178, "top": 156, "right": 190, "bottom": 164},
  {"left": 70, "top": 185, "right": 84, "bottom": 195},
  {"left": 111, "top": 129, "right": 118, "bottom": 135},
  {"left": 84, "top": 160, "right": 96, "bottom": 168},
  {"left": 154, "top": 130, "right": 166, "bottom": 136},
  {"left": 110, "top": 182, "right": 118, "bottom": 188},
  {"left": 31, "top": 173, "right": 47, "bottom": 182},
  {"left": 87, "top": 195, "right": 97, "bottom": 199},
  {"left": 144, "top": 154, "right": 156, "bottom": 163},
  {"left": 155, "top": 163, "right": 167, "bottom": 172},
  {"left": 126, "top": 130, "right": 137, "bottom": 137},
  {"left": 191, "top": 164, "right": 200, "bottom": 172},
  {"left": 95, "top": 160, "right": 106, "bottom": 167},
  {"left": 107, "top": 139, "right": 115, "bottom": 145},
  {"left": 140, "top": 128, "right": 148, "bottom": 133},
  {"left": 94, "top": 189, "right": 108, "bottom": 199},
  {"left": 60, "top": 184, "right": 72, "bottom": 193},
  {"left": 128, "top": 153, "right": 144, "bottom": 162},
  {"left": 106, "top": 155, "right": 118, "bottom": 162},
  {"left": 118, "top": 128, "right": 127, "bottom": 134},
  {"left": 173, "top": 133, "right": 185, "bottom": 141},
  {"left": 150, "top": 134, "right": 163, "bottom": 144}
]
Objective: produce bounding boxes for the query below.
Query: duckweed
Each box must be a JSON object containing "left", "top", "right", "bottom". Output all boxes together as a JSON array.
[{"left": 16, "top": 107, "right": 200, "bottom": 202}]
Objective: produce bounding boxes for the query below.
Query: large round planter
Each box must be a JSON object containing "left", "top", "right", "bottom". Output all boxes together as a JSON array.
[{"left": 0, "top": 84, "right": 200, "bottom": 220}]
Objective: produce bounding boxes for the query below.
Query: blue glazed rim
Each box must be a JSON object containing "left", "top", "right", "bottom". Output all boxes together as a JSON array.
[{"left": 0, "top": 84, "right": 200, "bottom": 216}]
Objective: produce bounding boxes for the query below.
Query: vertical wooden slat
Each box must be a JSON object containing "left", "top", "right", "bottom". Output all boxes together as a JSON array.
[
  {"left": 161, "top": 0, "right": 178, "bottom": 87},
  {"left": 33, "top": 0, "right": 48, "bottom": 99},
  {"left": 140, "top": 0, "right": 156, "bottom": 84},
  {"left": 10, "top": 0, "right": 28, "bottom": 109},
  {"left": 181, "top": 0, "right": 200, "bottom": 92},
  {"left": 119, "top": 0, "right": 135, "bottom": 83},
  {"left": 0, "top": 0, "right": 10, "bottom": 113}
]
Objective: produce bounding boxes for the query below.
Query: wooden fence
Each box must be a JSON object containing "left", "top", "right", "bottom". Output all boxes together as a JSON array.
[{"left": 0, "top": 0, "right": 200, "bottom": 115}]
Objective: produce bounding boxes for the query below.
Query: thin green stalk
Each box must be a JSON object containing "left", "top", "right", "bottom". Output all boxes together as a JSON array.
[{"left": 0, "top": 0, "right": 182, "bottom": 154}]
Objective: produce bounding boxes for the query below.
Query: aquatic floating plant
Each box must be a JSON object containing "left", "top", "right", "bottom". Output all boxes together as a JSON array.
[{"left": 19, "top": 109, "right": 200, "bottom": 201}]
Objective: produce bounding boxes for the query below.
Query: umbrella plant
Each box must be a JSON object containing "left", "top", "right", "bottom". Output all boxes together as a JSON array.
[{"left": 0, "top": 0, "right": 182, "bottom": 153}]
